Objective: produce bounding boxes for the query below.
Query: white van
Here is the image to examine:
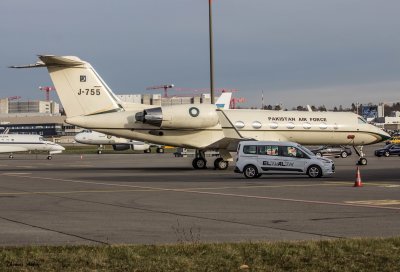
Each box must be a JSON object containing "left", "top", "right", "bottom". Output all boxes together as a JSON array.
[{"left": 235, "top": 141, "right": 335, "bottom": 179}]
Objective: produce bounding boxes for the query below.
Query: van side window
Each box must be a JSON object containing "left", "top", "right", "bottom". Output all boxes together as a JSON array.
[
  {"left": 280, "top": 146, "right": 298, "bottom": 157},
  {"left": 243, "top": 145, "right": 257, "bottom": 154},
  {"left": 258, "top": 145, "right": 279, "bottom": 156},
  {"left": 258, "top": 145, "right": 267, "bottom": 155}
]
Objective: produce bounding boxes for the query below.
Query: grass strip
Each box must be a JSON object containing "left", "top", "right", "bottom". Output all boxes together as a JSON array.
[{"left": 0, "top": 237, "right": 400, "bottom": 271}]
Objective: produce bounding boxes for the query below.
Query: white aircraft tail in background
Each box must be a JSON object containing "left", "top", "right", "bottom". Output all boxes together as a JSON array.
[{"left": 215, "top": 92, "right": 232, "bottom": 110}]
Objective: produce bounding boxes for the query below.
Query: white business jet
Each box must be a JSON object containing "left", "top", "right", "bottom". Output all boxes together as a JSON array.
[
  {"left": 73, "top": 93, "right": 232, "bottom": 154},
  {"left": 0, "top": 134, "right": 65, "bottom": 159},
  {"left": 74, "top": 130, "right": 154, "bottom": 154},
  {"left": 11, "top": 55, "right": 390, "bottom": 169}
]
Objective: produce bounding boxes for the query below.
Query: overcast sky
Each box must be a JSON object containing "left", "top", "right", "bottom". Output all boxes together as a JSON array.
[{"left": 1, "top": 0, "right": 400, "bottom": 108}]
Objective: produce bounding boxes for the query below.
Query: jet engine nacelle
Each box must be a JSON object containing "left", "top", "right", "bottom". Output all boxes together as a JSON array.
[
  {"left": 135, "top": 104, "right": 219, "bottom": 129},
  {"left": 131, "top": 143, "right": 150, "bottom": 151},
  {"left": 112, "top": 143, "right": 150, "bottom": 151},
  {"left": 112, "top": 144, "right": 131, "bottom": 151}
]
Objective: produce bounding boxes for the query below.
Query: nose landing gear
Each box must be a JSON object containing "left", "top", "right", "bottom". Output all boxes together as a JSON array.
[{"left": 353, "top": 146, "right": 367, "bottom": 165}]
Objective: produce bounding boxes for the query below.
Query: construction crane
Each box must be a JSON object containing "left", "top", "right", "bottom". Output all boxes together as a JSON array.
[
  {"left": 7, "top": 96, "right": 21, "bottom": 101},
  {"left": 230, "top": 97, "right": 246, "bottom": 109},
  {"left": 39, "top": 86, "right": 56, "bottom": 101},
  {"left": 172, "top": 87, "right": 239, "bottom": 94},
  {"left": 146, "top": 84, "right": 174, "bottom": 98}
]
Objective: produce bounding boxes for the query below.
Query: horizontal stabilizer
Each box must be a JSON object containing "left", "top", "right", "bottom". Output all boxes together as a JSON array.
[{"left": 9, "top": 55, "right": 85, "bottom": 69}]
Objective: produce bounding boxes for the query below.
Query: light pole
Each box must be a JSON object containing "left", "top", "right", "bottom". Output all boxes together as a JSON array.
[{"left": 209, "top": 0, "right": 215, "bottom": 104}]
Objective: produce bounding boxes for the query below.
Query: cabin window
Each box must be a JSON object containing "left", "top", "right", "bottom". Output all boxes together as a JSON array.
[
  {"left": 303, "top": 122, "right": 311, "bottom": 129},
  {"left": 319, "top": 123, "right": 328, "bottom": 129},
  {"left": 269, "top": 122, "right": 278, "bottom": 129},
  {"left": 235, "top": 121, "right": 245, "bottom": 129},
  {"left": 287, "top": 122, "right": 295, "bottom": 129},
  {"left": 252, "top": 121, "right": 262, "bottom": 129}
]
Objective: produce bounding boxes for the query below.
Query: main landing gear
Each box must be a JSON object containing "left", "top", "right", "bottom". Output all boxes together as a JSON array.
[
  {"left": 192, "top": 150, "right": 207, "bottom": 169},
  {"left": 353, "top": 146, "right": 367, "bottom": 165},
  {"left": 191, "top": 150, "right": 231, "bottom": 170},
  {"left": 97, "top": 144, "right": 104, "bottom": 154}
]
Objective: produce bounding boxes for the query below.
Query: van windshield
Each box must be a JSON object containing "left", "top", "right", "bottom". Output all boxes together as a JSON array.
[{"left": 296, "top": 144, "right": 315, "bottom": 157}]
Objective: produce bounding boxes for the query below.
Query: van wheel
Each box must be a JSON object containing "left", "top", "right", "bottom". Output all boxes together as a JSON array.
[
  {"left": 341, "top": 151, "right": 348, "bottom": 158},
  {"left": 307, "top": 165, "right": 322, "bottom": 178},
  {"left": 244, "top": 165, "right": 258, "bottom": 179},
  {"left": 315, "top": 152, "right": 322, "bottom": 157}
]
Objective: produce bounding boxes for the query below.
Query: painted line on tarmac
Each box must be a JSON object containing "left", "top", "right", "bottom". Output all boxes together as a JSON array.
[
  {"left": 0, "top": 189, "right": 160, "bottom": 196},
  {"left": 324, "top": 181, "right": 400, "bottom": 188},
  {"left": 2, "top": 172, "right": 32, "bottom": 175},
  {"left": 346, "top": 200, "right": 400, "bottom": 206},
  {"left": 187, "top": 183, "right": 341, "bottom": 191},
  {"left": 4, "top": 174, "right": 400, "bottom": 211},
  {"left": 66, "top": 164, "right": 93, "bottom": 167}
]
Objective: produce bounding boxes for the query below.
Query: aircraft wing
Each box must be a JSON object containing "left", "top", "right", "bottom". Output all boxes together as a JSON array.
[{"left": 0, "top": 146, "right": 29, "bottom": 153}]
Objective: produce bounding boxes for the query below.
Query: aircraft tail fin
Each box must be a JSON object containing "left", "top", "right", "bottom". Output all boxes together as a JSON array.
[
  {"left": 10, "top": 55, "right": 123, "bottom": 117},
  {"left": 215, "top": 92, "right": 232, "bottom": 109}
]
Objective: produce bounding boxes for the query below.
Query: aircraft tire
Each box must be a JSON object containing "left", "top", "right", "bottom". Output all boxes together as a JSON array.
[
  {"left": 358, "top": 158, "right": 368, "bottom": 165},
  {"left": 156, "top": 147, "right": 164, "bottom": 153},
  {"left": 192, "top": 158, "right": 206, "bottom": 169},
  {"left": 9, "top": 155, "right": 13, "bottom": 159},
  {"left": 214, "top": 158, "right": 229, "bottom": 170},
  {"left": 97, "top": 150, "right": 102, "bottom": 154},
  {"left": 47, "top": 155, "right": 52, "bottom": 160}
]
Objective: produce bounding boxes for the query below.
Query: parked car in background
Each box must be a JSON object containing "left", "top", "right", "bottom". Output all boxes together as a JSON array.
[
  {"left": 310, "top": 145, "right": 352, "bottom": 158},
  {"left": 374, "top": 144, "right": 400, "bottom": 157},
  {"left": 386, "top": 136, "right": 400, "bottom": 145}
]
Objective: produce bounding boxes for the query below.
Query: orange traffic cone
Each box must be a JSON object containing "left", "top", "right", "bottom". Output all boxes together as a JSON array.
[{"left": 354, "top": 167, "right": 363, "bottom": 187}]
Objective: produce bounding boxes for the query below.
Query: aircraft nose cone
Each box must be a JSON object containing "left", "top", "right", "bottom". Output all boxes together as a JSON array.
[
  {"left": 74, "top": 134, "right": 82, "bottom": 142},
  {"left": 381, "top": 131, "right": 391, "bottom": 141}
]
